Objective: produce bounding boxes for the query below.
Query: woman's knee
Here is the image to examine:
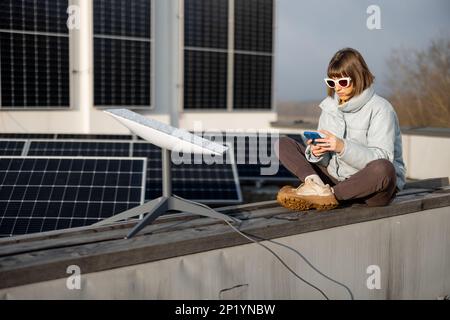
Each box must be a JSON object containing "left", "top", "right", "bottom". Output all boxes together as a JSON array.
[
  {"left": 367, "top": 159, "right": 396, "bottom": 179},
  {"left": 367, "top": 159, "right": 397, "bottom": 190},
  {"left": 274, "top": 136, "right": 297, "bottom": 159}
]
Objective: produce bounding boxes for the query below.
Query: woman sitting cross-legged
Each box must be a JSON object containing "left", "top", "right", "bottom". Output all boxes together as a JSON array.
[{"left": 275, "top": 48, "right": 406, "bottom": 211}]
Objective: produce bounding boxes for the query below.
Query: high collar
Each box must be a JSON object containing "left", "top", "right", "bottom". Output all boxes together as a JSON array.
[{"left": 320, "top": 86, "right": 375, "bottom": 114}]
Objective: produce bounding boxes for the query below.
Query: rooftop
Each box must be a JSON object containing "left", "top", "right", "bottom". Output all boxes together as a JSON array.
[{"left": 1, "top": 177, "right": 449, "bottom": 297}]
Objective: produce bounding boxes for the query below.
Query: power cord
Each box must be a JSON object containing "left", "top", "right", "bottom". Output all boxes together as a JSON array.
[
  {"left": 171, "top": 195, "right": 354, "bottom": 300},
  {"left": 240, "top": 230, "right": 354, "bottom": 300},
  {"left": 223, "top": 218, "right": 330, "bottom": 300}
]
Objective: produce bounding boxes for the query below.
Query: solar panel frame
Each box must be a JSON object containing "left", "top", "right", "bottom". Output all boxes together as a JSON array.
[{"left": 0, "top": 156, "right": 147, "bottom": 237}]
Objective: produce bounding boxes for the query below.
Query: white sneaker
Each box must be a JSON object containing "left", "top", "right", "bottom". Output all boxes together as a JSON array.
[{"left": 277, "top": 179, "right": 339, "bottom": 211}]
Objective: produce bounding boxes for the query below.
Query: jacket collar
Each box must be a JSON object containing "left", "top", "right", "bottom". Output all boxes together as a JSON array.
[{"left": 320, "top": 86, "right": 375, "bottom": 114}]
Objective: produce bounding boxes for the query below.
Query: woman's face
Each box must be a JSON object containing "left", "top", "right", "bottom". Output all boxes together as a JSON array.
[{"left": 334, "top": 77, "right": 354, "bottom": 102}]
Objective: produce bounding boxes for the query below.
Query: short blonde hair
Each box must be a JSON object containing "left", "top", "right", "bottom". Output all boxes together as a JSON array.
[{"left": 326, "top": 48, "right": 375, "bottom": 97}]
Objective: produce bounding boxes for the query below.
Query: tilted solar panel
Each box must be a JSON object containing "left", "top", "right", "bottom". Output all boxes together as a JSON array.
[
  {"left": 23, "top": 139, "right": 242, "bottom": 204},
  {"left": 56, "top": 134, "right": 134, "bottom": 140},
  {"left": 0, "top": 140, "right": 26, "bottom": 156},
  {"left": 0, "top": 157, "right": 146, "bottom": 237},
  {"left": 28, "top": 140, "right": 131, "bottom": 157},
  {"left": 133, "top": 142, "right": 242, "bottom": 204},
  {"left": 0, "top": 133, "right": 56, "bottom": 140}
]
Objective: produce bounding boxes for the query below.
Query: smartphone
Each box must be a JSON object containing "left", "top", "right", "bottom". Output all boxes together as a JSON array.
[{"left": 303, "top": 131, "right": 325, "bottom": 145}]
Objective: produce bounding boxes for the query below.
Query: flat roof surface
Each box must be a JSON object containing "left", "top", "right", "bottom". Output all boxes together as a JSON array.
[{"left": 0, "top": 178, "right": 449, "bottom": 290}]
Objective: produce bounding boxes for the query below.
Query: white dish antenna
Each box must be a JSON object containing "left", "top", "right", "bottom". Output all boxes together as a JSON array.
[
  {"left": 105, "top": 109, "right": 228, "bottom": 156},
  {"left": 95, "top": 109, "right": 239, "bottom": 239}
]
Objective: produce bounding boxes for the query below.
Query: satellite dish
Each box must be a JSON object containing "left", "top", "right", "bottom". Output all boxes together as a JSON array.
[
  {"left": 94, "top": 109, "right": 239, "bottom": 239},
  {"left": 105, "top": 109, "right": 228, "bottom": 156}
]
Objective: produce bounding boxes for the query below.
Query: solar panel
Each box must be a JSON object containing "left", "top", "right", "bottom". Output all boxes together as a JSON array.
[
  {"left": 0, "top": 0, "right": 70, "bottom": 109},
  {"left": 183, "top": 0, "right": 274, "bottom": 111},
  {"left": 27, "top": 140, "right": 132, "bottom": 157},
  {"left": 185, "top": 0, "right": 229, "bottom": 49},
  {"left": 133, "top": 142, "right": 242, "bottom": 204},
  {"left": 0, "top": 0, "right": 69, "bottom": 34},
  {"left": 234, "top": 0, "right": 273, "bottom": 53},
  {"left": 0, "top": 157, "right": 146, "bottom": 237},
  {"left": 0, "top": 140, "right": 26, "bottom": 156},
  {"left": 93, "top": 0, "right": 152, "bottom": 108},
  {"left": 93, "top": 0, "right": 151, "bottom": 38},
  {"left": 56, "top": 134, "right": 134, "bottom": 140},
  {"left": 184, "top": 50, "right": 228, "bottom": 109},
  {"left": 0, "top": 133, "right": 56, "bottom": 140},
  {"left": 22, "top": 140, "right": 242, "bottom": 204},
  {"left": 234, "top": 53, "right": 272, "bottom": 109},
  {"left": 183, "top": 0, "right": 229, "bottom": 110}
]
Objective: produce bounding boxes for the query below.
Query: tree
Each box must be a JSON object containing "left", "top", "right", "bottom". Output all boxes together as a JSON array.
[{"left": 386, "top": 38, "right": 450, "bottom": 128}]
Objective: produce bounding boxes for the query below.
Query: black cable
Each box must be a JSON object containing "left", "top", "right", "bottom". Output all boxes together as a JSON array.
[
  {"left": 171, "top": 195, "right": 356, "bottom": 299},
  {"left": 171, "top": 195, "right": 333, "bottom": 299},
  {"left": 242, "top": 231, "right": 354, "bottom": 300},
  {"left": 223, "top": 219, "right": 330, "bottom": 300}
]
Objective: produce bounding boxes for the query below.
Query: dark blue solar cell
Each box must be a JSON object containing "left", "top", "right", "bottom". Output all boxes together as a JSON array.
[
  {"left": 234, "top": 0, "right": 273, "bottom": 53},
  {"left": 0, "top": 133, "right": 55, "bottom": 139},
  {"left": 185, "top": 0, "right": 229, "bottom": 49},
  {"left": 93, "top": 0, "right": 151, "bottom": 38},
  {"left": 0, "top": 141, "right": 25, "bottom": 156},
  {"left": 0, "top": 32, "right": 70, "bottom": 108},
  {"left": 93, "top": 0, "right": 151, "bottom": 107},
  {"left": 234, "top": 53, "right": 272, "bottom": 110},
  {"left": 184, "top": 50, "right": 228, "bottom": 110},
  {"left": 0, "top": 0, "right": 69, "bottom": 34}
]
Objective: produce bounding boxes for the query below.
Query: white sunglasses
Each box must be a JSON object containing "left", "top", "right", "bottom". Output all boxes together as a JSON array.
[{"left": 324, "top": 77, "right": 352, "bottom": 88}]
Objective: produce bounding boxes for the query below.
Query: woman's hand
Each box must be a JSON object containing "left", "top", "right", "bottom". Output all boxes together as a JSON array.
[
  {"left": 315, "top": 130, "right": 345, "bottom": 154},
  {"left": 307, "top": 139, "right": 328, "bottom": 157}
]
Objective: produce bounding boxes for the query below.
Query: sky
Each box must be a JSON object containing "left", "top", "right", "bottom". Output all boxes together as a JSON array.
[{"left": 275, "top": 0, "right": 450, "bottom": 102}]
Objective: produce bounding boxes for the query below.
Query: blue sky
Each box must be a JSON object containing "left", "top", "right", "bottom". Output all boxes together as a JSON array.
[{"left": 275, "top": 0, "right": 450, "bottom": 102}]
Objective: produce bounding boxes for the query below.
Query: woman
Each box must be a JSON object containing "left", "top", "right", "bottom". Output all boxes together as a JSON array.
[{"left": 275, "top": 48, "right": 406, "bottom": 211}]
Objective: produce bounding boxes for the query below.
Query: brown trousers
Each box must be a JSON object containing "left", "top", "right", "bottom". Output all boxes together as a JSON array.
[{"left": 275, "top": 137, "right": 398, "bottom": 207}]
